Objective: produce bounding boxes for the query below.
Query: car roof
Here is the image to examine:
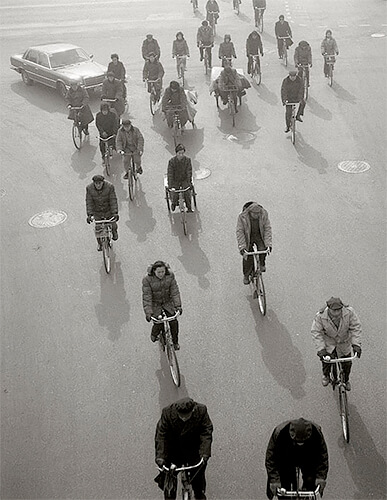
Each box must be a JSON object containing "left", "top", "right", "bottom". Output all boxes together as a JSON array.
[{"left": 28, "top": 43, "right": 81, "bottom": 54}]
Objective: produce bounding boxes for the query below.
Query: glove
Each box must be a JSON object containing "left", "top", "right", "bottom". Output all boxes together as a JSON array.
[
  {"left": 316, "top": 479, "right": 326, "bottom": 495},
  {"left": 261, "top": 52, "right": 264, "bottom": 57},
  {"left": 310, "top": 63, "right": 313, "bottom": 68},
  {"left": 86, "top": 215, "right": 93, "bottom": 224},
  {"left": 177, "top": 307, "right": 183, "bottom": 316},
  {"left": 282, "top": 101, "right": 286, "bottom": 106},
  {"left": 156, "top": 458, "right": 165, "bottom": 468},
  {"left": 239, "top": 248, "right": 246, "bottom": 256},
  {"left": 139, "top": 151, "right": 143, "bottom": 156},
  {"left": 146, "top": 314, "right": 152, "bottom": 323},
  {"left": 197, "top": 43, "right": 200, "bottom": 48},
  {"left": 67, "top": 104, "right": 72, "bottom": 108},
  {"left": 113, "top": 214, "right": 119, "bottom": 222},
  {"left": 269, "top": 482, "right": 281, "bottom": 496},
  {"left": 317, "top": 349, "right": 329, "bottom": 359},
  {"left": 267, "top": 246, "right": 272, "bottom": 254},
  {"left": 201, "top": 455, "right": 209, "bottom": 464},
  {"left": 352, "top": 345, "right": 362, "bottom": 358}
]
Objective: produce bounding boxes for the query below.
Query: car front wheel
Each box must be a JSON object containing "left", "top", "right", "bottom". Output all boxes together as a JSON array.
[{"left": 21, "top": 70, "right": 33, "bottom": 86}]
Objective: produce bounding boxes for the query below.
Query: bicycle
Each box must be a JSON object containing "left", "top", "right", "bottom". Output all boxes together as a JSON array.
[
  {"left": 243, "top": 245, "right": 269, "bottom": 315},
  {"left": 151, "top": 311, "right": 181, "bottom": 386},
  {"left": 216, "top": 86, "right": 241, "bottom": 127},
  {"left": 322, "top": 353, "right": 358, "bottom": 443},
  {"left": 120, "top": 151, "right": 138, "bottom": 202},
  {"left": 254, "top": 7, "right": 264, "bottom": 32},
  {"left": 207, "top": 11, "right": 218, "bottom": 35},
  {"left": 278, "top": 36, "right": 291, "bottom": 66},
  {"left": 233, "top": 0, "right": 240, "bottom": 15},
  {"left": 274, "top": 469, "right": 321, "bottom": 499},
  {"left": 158, "top": 459, "right": 204, "bottom": 500},
  {"left": 93, "top": 217, "right": 116, "bottom": 274},
  {"left": 176, "top": 55, "right": 187, "bottom": 87},
  {"left": 165, "top": 180, "right": 197, "bottom": 236},
  {"left": 250, "top": 54, "right": 261, "bottom": 85},
  {"left": 298, "top": 64, "right": 310, "bottom": 100},
  {"left": 99, "top": 135, "right": 116, "bottom": 176},
  {"left": 324, "top": 54, "right": 336, "bottom": 86},
  {"left": 285, "top": 101, "right": 298, "bottom": 145},
  {"left": 165, "top": 106, "right": 185, "bottom": 147},
  {"left": 101, "top": 96, "right": 127, "bottom": 121},
  {"left": 70, "top": 106, "right": 84, "bottom": 150},
  {"left": 201, "top": 44, "right": 212, "bottom": 75},
  {"left": 146, "top": 79, "right": 161, "bottom": 116}
]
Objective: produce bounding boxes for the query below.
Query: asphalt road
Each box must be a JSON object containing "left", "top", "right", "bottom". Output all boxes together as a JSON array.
[{"left": 1, "top": 0, "right": 386, "bottom": 499}]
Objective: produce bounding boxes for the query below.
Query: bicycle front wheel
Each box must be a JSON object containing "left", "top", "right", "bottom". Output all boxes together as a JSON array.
[
  {"left": 304, "top": 76, "right": 309, "bottom": 100},
  {"left": 339, "top": 387, "right": 350, "bottom": 443},
  {"left": 328, "top": 66, "right": 333, "bottom": 87},
  {"left": 102, "top": 238, "right": 111, "bottom": 274},
  {"left": 128, "top": 170, "right": 134, "bottom": 201},
  {"left": 252, "top": 65, "right": 261, "bottom": 86},
  {"left": 166, "top": 342, "right": 181, "bottom": 387},
  {"left": 284, "top": 48, "right": 288, "bottom": 67},
  {"left": 291, "top": 115, "right": 296, "bottom": 145},
  {"left": 181, "top": 203, "right": 187, "bottom": 235},
  {"left": 259, "top": 15, "right": 263, "bottom": 33},
  {"left": 204, "top": 55, "right": 209, "bottom": 75},
  {"left": 72, "top": 123, "right": 82, "bottom": 150},
  {"left": 150, "top": 94, "right": 156, "bottom": 116},
  {"left": 257, "top": 274, "right": 266, "bottom": 315}
]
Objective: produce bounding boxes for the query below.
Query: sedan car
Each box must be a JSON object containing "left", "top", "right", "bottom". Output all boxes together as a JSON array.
[{"left": 10, "top": 43, "right": 107, "bottom": 98}]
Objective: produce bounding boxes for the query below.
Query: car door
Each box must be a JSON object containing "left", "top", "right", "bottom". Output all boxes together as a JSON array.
[
  {"left": 22, "top": 49, "right": 42, "bottom": 83},
  {"left": 36, "top": 52, "right": 56, "bottom": 89}
]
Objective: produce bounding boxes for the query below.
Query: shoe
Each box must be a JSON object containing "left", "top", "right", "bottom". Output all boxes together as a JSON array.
[
  {"left": 296, "top": 116, "right": 303, "bottom": 122},
  {"left": 322, "top": 376, "right": 330, "bottom": 387},
  {"left": 187, "top": 208, "right": 194, "bottom": 213},
  {"left": 324, "top": 74, "right": 328, "bottom": 78},
  {"left": 345, "top": 381, "right": 351, "bottom": 391},
  {"left": 235, "top": 108, "right": 239, "bottom": 113},
  {"left": 97, "top": 244, "right": 102, "bottom": 252},
  {"left": 151, "top": 334, "right": 159, "bottom": 343},
  {"left": 123, "top": 173, "right": 129, "bottom": 179},
  {"left": 83, "top": 127, "right": 89, "bottom": 135},
  {"left": 260, "top": 265, "right": 266, "bottom": 272},
  {"left": 243, "top": 275, "right": 250, "bottom": 285},
  {"left": 200, "top": 56, "right": 203, "bottom": 61},
  {"left": 240, "top": 90, "right": 246, "bottom": 96},
  {"left": 137, "top": 166, "right": 143, "bottom": 174},
  {"left": 173, "top": 343, "right": 180, "bottom": 351},
  {"left": 284, "top": 127, "right": 290, "bottom": 133},
  {"left": 171, "top": 202, "right": 176, "bottom": 211},
  {"left": 112, "top": 233, "right": 118, "bottom": 241}
]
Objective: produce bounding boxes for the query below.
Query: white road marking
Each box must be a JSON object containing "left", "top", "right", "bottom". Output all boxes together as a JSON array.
[
  {"left": 0, "top": 0, "right": 154, "bottom": 9},
  {"left": 358, "top": 24, "right": 371, "bottom": 26},
  {"left": 338, "top": 24, "right": 348, "bottom": 27},
  {"left": 299, "top": 24, "right": 307, "bottom": 27}
]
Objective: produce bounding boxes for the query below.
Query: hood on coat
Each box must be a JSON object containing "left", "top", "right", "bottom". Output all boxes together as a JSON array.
[
  {"left": 241, "top": 201, "right": 264, "bottom": 215},
  {"left": 298, "top": 40, "right": 310, "bottom": 48}
]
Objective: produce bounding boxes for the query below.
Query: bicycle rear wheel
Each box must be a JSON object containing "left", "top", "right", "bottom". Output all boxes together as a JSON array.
[
  {"left": 173, "top": 120, "right": 180, "bottom": 147},
  {"left": 166, "top": 342, "right": 180, "bottom": 386},
  {"left": 103, "top": 144, "right": 111, "bottom": 176},
  {"left": 229, "top": 99, "right": 236, "bottom": 127},
  {"left": 165, "top": 188, "right": 171, "bottom": 212},
  {"left": 192, "top": 189, "right": 197, "bottom": 210},
  {"left": 102, "top": 238, "right": 111, "bottom": 274},
  {"left": 339, "top": 387, "right": 350, "bottom": 442},
  {"left": 72, "top": 123, "right": 82, "bottom": 150},
  {"left": 204, "top": 54, "right": 209, "bottom": 75},
  {"left": 284, "top": 49, "right": 288, "bottom": 67}
]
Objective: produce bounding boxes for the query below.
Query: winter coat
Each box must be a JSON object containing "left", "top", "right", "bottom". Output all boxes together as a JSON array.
[
  {"left": 142, "top": 38, "right": 161, "bottom": 60},
  {"left": 143, "top": 60, "right": 164, "bottom": 81},
  {"left": 321, "top": 37, "right": 339, "bottom": 55},
  {"left": 96, "top": 111, "right": 118, "bottom": 137},
  {"left": 162, "top": 86, "right": 188, "bottom": 111},
  {"left": 219, "top": 41, "right": 236, "bottom": 59},
  {"left": 167, "top": 155, "right": 192, "bottom": 189},
  {"left": 86, "top": 181, "right": 118, "bottom": 218},
  {"left": 142, "top": 271, "right": 182, "bottom": 317},
  {"left": 116, "top": 125, "right": 144, "bottom": 153},
  {"left": 101, "top": 78, "right": 123, "bottom": 100},
  {"left": 65, "top": 86, "right": 94, "bottom": 124},
  {"left": 281, "top": 75, "right": 304, "bottom": 104},
  {"left": 265, "top": 420, "right": 329, "bottom": 483},
  {"left": 155, "top": 401, "right": 213, "bottom": 465},
  {"left": 253, "top": 0, "right": 266, "bottom": 7},
  {"left": 311, "top": 306, "right": 362, "bottom": 356},
  {"left": 275, "top": 20, "right": 292, "bottom": 39},
  {"left": 173, "top": 39, "right": 190, "bottom": 57},
  {"left": 107, "top": 61, "right": 126, "bottom": 81},
  {"left": 197, "top": 26, "right": 214, "bottom": 45},
  {"left": 218, "top": 68, "right": 242, "bottom": 90},
  {"left": 294, "top": 41, "right": 312, "bottom": 65},
  {"left": 236, "top": 202, "right": 272, "bottom": 250},
  {"left": 246, "top": 32, "right": 263, "bottom": 56}
]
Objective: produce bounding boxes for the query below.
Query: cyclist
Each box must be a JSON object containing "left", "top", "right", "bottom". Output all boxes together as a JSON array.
[
  {"left": 116, "top": 117, "right": 144, "bottom": 178},
  {"left": 142, "top": 261, "right": 182, "bottom": 350},
  {"left": 265, "top": 418, "right": 328, "bottom": 499},
  {"left": 246, "top": 30, "right": 264, "bottom": 76},
  {"left": 253, "top": 0, "right": 266, "bottom": 26},
  {"left": 65, "top": 79, "right": 94, "bottom": 135},
  {"left": 294, "top": 41, "right": 312, "bottom": 87},
  {"left": 212, "top": 63, "right": 250, "bottom": 108},
  {"left": 107, "top": 53, "right": 127, "bottom": 100},
  {"left": 101, "top": 71, "right": 125, "bottom": 117},
  {"left": 143, "top": 52, "right": 165, "bottom": 102},
  {"left": 218, "top": 34, "right": 237, "bottom": 67},
  {"left": 236, "top": 201, "right": 272, "bottom": 284},
  {"left": 86, "top": 174, "right": 119, "bottom": 250},
  {"left": 321, "top": 30, "right": 339, "bottom": 77},
  {"left": 161, "top": 80, "right": 190, "bottom": 129},
  {"left": 155, "top": 397, "right": 213, "bottom": 500},
  {"left": 172, "top": 32, "right": 190, "bottom": 76},
  {"left": 96, "top": 102, "right": 119, "bottom": 163},
  {"left": 281, "top": 69, "right": 306, "bottom": 132},
  {"left": 167, "top": 144, "right": 193, "bottom": 212},
  {"left": 197, "top": 20, "right": 214, "bottom": 67},
  {"left": 142, "top": 33, "right": 161, "bottom": 61},
  {"left": 311, "top": 297, "right": 362, "bottom": 391},
  {"left": 274, "top": 15, "right": 293, "bottom": 58},
  {"left": 206, "top": 0, "right": 220, "bottom": 24}
]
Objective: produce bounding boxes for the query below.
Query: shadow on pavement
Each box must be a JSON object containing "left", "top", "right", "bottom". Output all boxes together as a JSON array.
[
  {"left": 254, "top": 82, "right": 279, "bottom": 106},
  {"left": 342, "top": 404, "right": 387, "bottom": 499},
  {"left": 332, "top": 82, "right": 357, "bottom": 104},
  {"left": 295, "top": 133, "right": 329, "bottom": 174},
  {"left": 235, "top": 12, "right": 251, "bottom": 23},
  {"left": 125, "top": 185, "right": 157, "bottom": 242},
  {"left": 262, "top": 31, "right": 277, "bottom": 45},
  {"left": 216, "top": 100, "right": 259, "bottom": 140},
  {"left": 156, "top": 353, "right": 189, "bottom": 410},
  {"left": 306, "top": 96, "right": 332, "bottom": 121},
  {"left": 10, "top": 81, "right": 65, "bottom": 114},
  {"left": 248, "top": 301, "right": 306, "bottom": 399},
  {"left": 70, "top": 141, "right": 98, "bottom": 179},
  {"left": 95, "top": 260, "right": 130, "bottom": 342}
]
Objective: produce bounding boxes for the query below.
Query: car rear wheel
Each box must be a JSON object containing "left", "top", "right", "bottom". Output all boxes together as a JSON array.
[
  {"left": 21, "top": 70, "right": 33, "bottom": 86},
  {"left": 57, "top": 81, "right": 67, "bottom": 98}
]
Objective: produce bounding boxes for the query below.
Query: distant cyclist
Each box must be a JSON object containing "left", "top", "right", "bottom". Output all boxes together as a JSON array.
[
  {"left": 246, "top": 30, "right": 264, "bottom": 76},
  {"left": 252, "top": 0, "right": 266, "bottom": 27},
  {"left": 236, "top": 201, "right": 272, "bottom": 284},
  {"left": 294, "top": 41, "right": 312, "bottom": 87},
  {"left": 65, "top": 79, "right": 94, "bottom": 135},
  {"left": 142, "top": 261, "right": 182, "bottom": 350},
  {"left": 172, "top": 32, "right": 190, "bottom": 76},
  {"left": 101, "top": 71, "right": 125, "bottom": 117},
  {"left": 197, "top": 20, "right": 214, "bottom": 67},
  {"left": 218, "top": 34, "right": 237, "bottom": 67},
  {"left": 143, "top": 52, "right": 165, "bottom": 101},
  {"left": 107, "top": 53, "right": 127, "bottom": 99},
  {"left": 311, "top": 297, "right": 362, "bottom": 391},
  {"left": 281, "top": 69, "right": 305, "bottom": 132},
  {"left": 167, "top": 144, "right": 193, "bottom": 212},
  {"left": 95, "top": 102, "right": 119, "bottom": 163},
  {"left": 116, "top": 117, "right": 144, "bottom": 178},
  {"left": 142, "top": 34, "right": 161, "bottom": 61},
  {"left": 86, "top": 175, "right": 119, "bottom": 250},
  {"left": 265, "top": 418, "right": 328, "bottom": 499},
  {"left": 321, "top": 30, "right": 339, "bottom": 77},
  {"left": 274, "top": 15, "right": 293, "bottom": 58},
  {"left": 206, "top": 0, "right": 220, "bottom": 24}
]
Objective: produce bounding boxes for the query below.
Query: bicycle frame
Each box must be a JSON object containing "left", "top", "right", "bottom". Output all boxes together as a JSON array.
[
  {"left": 70, "top": 106, "right": 83, "bottom": 149},
  {"left": 158, "top": 459, "right": 204, "bottom": 497},
  {"left": 167, "top": 185, "right": 193, "bottom": 235},
  {"left": 285, "top": 102, "right": 298, "bottom": 144},
  {"left": 151, "top": 311, "right": 181, "bottom": 386},
  {"left": 278, "top": 37, "right": 290, "bottom": 64},
  {"left": 93, "top": 217, "right": 115, "bottom": 273},
  {"left": 243, "top": 246, "right": 269, "bottom": 315},
  {"left": 298, "top": 64, "right": 309, "bottom": 98},
  {"left": 99, "top": 135, "right": 116, "bottom": 175}
]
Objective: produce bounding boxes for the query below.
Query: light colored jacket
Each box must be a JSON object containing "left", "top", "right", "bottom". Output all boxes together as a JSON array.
[
  {"left": 236, "top": 202, "right": 272, "bottom": 250},
  {"left": 311, "top": 306, "right": 362, "bottom": 355}
]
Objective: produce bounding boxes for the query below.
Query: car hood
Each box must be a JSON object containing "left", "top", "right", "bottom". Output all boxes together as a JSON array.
[{"left": 55, "top": 60, "right": 107, "bottom": 79}]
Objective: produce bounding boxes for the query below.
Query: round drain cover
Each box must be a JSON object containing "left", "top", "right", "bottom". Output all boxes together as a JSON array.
[
  {"left": 29, "top": 210, "right": 67, "bottom": 228},
  {"left": 226, "top": 131, "right": 256, "bottom": 143},
  {"left": 338, "top": 161, "right": 370, "bottom": 174},
  {"left": 195, "top": 168, "right": 211, "bottom": 180},
  {"left": 371, "top": 33, "right": 386, "bottom": 38}
]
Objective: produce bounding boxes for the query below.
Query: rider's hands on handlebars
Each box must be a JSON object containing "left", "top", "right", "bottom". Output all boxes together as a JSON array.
[
  {"left": 316, "top": 478, "right": 326, "bottom": 494},
  {"left": 177, "top": 307, "right": 183, "bottom": 316},
  {"left": 201, "top": 455, "right": 209, "bottom": 464},
  {"left": 269, "top": 482, "right": 281, "bottom": 495},
  {"left": 146, "top": 314, "right": 152, "bottom": 323},
  {"left": 86, "top": 215, "right": 93, "bottom": 224},
  {"left": 352, "top": 345, "right": 362, "bottom": 358},
  {"left": 239, "top": 248, "right": 246, "bottom": 256},
  {"left": 317, "top": 349, "right": 329, "bottom": 359},
  {"left": 113, "top": 214, "right": 119, "bottom": 222},
  {"left": 155, "top": 458, "right": 165, "bottom": 467}
]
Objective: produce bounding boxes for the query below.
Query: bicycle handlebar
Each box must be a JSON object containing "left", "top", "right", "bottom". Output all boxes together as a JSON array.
[
  {"left": 150, "top": 311, "right": 180, "bottom": 323},
  {"left": 92, "top": 217, "right": 116, "bottom": 224},
  {"left": 243, "top": 249, "right": 269, "bottom": 256},
  {"left": 278, "top": 36, "right": 291, "bottom": 39},
  {"left": 158, "top": 458, "right": 204, "bottom": 472},
  {"left": 99, "top": 135, "right": 116, "bottom": 141},
  {"left": 322, "top": 353, "right": 358, "bottom": 363},
  {"left": 275, "top": 485, "right": 320, "bottom": 498},
  {"left": 167, "top": 186, "right": 192, "bottom": 193},
  {"left": 101, "top": 98, "right": 117, "bottom": 102},
  {"left": 285, "top": 102, "right": 299, "bottom": 105},
  {"left": 70, "top": 106, "right": 83, "bottom": 110}
]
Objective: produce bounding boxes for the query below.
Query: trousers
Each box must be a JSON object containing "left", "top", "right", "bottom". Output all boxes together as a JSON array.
[
  {"left": 123, "top": 151, "right": 142, "bottom": 172},
  {"left": 152, "top": 319, "right": 179, "bottom": 344},
  {"left": 285, "top": 101, "right": 305, "bottom": 127},
  {"left": 243, "top": 239, "right": 266, "bottom": 276},
  {"left": 322, "top": 348, "right": 352, "bottom": 382}
]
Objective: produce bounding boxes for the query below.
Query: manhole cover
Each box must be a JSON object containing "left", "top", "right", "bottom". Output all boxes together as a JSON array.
[
  {"left": 29, "top": 210, "right": 67, "bottom": 228},
  {"left": 226, "top": 132, "right": 256, "bottom": 143},
  {"left": 195, "top": 168, "right": 211, "bottom": 180},
  {"left": 371, "top": 33, "right": 386, "bottom": 38},
  {"left": 338, "top": 161, "right": 370, "bottom": 173}
]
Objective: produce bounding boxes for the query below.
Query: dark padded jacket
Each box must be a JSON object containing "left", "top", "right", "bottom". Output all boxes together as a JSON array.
[
  {"left": 167, "top": 155, "right": 192, "bottom": 189},
  {"left": 86, "top": 181, "right": 118, "bottom": 218},
  {"left": 107, "top": 61, "right": 126, "bottom": 81},
  {"left": 281, "top": 75, "right": 304, "bottom": 103},
  {"left": 142, "top": 271, "right": 181, "bottom": 317}
]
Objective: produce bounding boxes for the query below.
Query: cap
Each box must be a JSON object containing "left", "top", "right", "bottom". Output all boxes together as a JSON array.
[
  {"left": 289, "top": 69, "right": 297, "bottom": 76},
  {"left": 111, "top": 53, "right": 119, "bottom": 59},
  {"left": 175, "top": 143, "right": 185, "bottom": 153},
  {"left": 121, "top": 116, "right": 132, "bottom": 125},
  {"left": 107, "top": 71, "right": 115, "bottom": 77},
  {"left": 92, "top": 174, "right": 105, "bottom": 182},
  {"left": 175, "top": 397, "right": 195, "bottom": 414},
  {"left": 289, "top": 418, "right": 312, "bottom": 442},
  {"left": 224, "top": 34, "right": 231, "bottom": 39},
  {"left": 146, "top": 33, "right": 153, "bottom": 38},
  {"left": 201, "top": 20, "right": 208, "bottom": 26},
  {"left": 326, "top": 297, "right": 344, "bottom": 310}
]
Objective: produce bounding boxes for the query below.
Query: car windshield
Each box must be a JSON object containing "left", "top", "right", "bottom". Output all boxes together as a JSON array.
[{"left": 49, "top": 48, "right": 89, "bottom": 68}]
